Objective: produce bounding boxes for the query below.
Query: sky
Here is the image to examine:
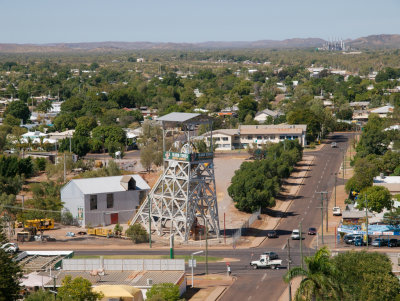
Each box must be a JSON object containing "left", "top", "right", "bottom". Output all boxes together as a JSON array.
[{"left": 1, "top": 0, "right": 400, "bottom": 44}]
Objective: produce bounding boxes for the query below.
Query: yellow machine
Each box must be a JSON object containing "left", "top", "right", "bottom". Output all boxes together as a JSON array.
[
  {"left": 24, "top": 219, "right": 55, "bottom": 231},
  {"left": 87, "top": 227, "right": 114, "bottom": 238}
]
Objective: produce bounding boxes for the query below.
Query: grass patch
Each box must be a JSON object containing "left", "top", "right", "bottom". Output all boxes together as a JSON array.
[{"left": 73, "top": 254, "right": 222, "bottom": 263}]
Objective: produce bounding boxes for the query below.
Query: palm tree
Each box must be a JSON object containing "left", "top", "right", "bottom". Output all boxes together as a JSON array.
[{"left": 284, "top": 247, "right": 342, "bottom": 301}]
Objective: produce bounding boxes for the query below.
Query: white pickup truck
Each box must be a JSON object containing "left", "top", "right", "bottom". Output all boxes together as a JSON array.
[{"left": 250, "top": 254, "right": 282, "bottom": 269}]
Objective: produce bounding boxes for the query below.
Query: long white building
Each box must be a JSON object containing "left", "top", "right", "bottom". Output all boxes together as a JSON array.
[{"left": 202, "top": 124, "right": 307, "bottom": 150}]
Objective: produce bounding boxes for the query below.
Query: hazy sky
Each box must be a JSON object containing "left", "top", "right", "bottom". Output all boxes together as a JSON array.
[{"left": 1, "top": 0, "right": 399, "bottom": 43}]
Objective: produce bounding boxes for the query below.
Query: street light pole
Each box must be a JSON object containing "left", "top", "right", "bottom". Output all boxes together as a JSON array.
[
  {"left": 287, "top": 238, "right": 292, "bottom": 301},
  {"left": 299, "top": 221, "right": 303, "bottom": 269},
  {"left": 334, "top": 174, "right": 337, "bottom": 207},
  {"left": 191, "top": 251, "right": 203, "bottom": 288},
  {"left": 365, "top": 195, "right": 369, "bottom": 248}
]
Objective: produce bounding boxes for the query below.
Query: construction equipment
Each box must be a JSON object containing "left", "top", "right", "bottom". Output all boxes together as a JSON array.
[
  {"left": 17, "top": 227, "right": 37, "bottom": 242},
  {"left": 24, "top": 219, "right": 54, "bottom": 231},
  {"left": 87, "top": 228, "right": 114, "bottom": 238}
]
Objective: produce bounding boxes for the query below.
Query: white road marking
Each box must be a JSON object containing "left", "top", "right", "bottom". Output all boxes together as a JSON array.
[
  {"left": 248, "top": 296, "right": 252, "bottom": 300},
  {"left": 261, "top": 273, "right": 267, "bottom": 281},
  {"left": 256, "top": 285, "right": 259, "bottom": 290},
  {"left": 282, "top": 243, "right": 287, "bottom": 250}
]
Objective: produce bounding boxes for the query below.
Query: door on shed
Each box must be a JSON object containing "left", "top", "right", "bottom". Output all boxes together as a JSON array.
[{"left": 110, "top": 213, "right": 118, "bottom": 224}]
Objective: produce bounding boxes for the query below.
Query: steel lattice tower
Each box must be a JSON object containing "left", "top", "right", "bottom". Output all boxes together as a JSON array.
[{"left": 131, "top": 113, "right": 220, "bottom": 241}]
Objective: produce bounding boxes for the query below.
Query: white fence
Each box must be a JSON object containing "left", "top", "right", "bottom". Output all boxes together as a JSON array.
[
  {"left": 232, "top": 207, "right": 261, "bottom": 248},
  {"left": 62, "top": 258, "right": 185, "bottom": 271}
]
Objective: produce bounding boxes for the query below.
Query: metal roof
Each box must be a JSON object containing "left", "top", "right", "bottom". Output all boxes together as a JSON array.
[
  {"left": 157, "top": 112, "right": 200, "bottom": 123},
  {"left": 157, "top": 112, "right": 211, "bottom": 126},
  {"left": 62, "top": 175, "right": 150, "bottom": 195}
]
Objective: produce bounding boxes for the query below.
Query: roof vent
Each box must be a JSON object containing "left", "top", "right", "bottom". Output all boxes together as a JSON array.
[
  {"left": 120, "top": 176, "right": 136, "bottom": 190},
  {"left": 147, "top": 279, "right": 153, "bottom": 286}
]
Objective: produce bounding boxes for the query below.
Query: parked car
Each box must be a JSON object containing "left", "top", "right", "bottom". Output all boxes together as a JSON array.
[
  {"left": 66, "top": 232, "right": 75, "bottom": 237},
  {"left": 1, "top": 243, "right": 19, "bottom": 253},
  {"left": 371, "top": 238, "right": 388, "bottom": 247},
  {"left": 308, "top": 227, "right": 317, "bottom": 235},
  {"left": 354, "top": 236, "right": 371, "bottom": 246},
  {"left": 331, "top": 142, "right": 337, "bottom": 148},
  {"left": 262, "top": 252, "right": 279, "bottom": 260},
  {"left": 291, "top": 229, "right": 301, "bottom": 240},
  {"left": 344, "top": 234, "right": 362, "bottom": 245},
  {"left": 388, "top": 239, "right": 400, "bottom": 247},
  {"left": 333, "top": 207, "right": 342, "bottom": 216},
  {"left": 267, "top": 230, "right": 278, "bottom": 238}
]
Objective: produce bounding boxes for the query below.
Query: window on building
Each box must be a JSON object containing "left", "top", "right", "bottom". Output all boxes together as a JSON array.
[
  {"left": 234, "top": 136, "right": 240, "bottom": 140},
  {"left": 279, "top": 136, "right": 286, "bottom": 140},
  {"left": 107, "top": 194, "right": 114, "bottom": 208},
  {"left": 223, "top": 144, "right": 230, "bottom": 148},
  {"left": 222, "top": 137, "right": 228, "bottom": 141},
  {"left": 90, "top": 195, "right": 97, "bottom": 210},
  {"left": 247, "top": 135, "right": 252, "bottom": 140},
  {"left": 215, "top": 137, "right": 221, "bottom": 141},
  {"left": 293, "top": 136, "right": 298, "bottom": 139},
  {"left": 257, "top": 136, "right": 262, "bottom": 140}
]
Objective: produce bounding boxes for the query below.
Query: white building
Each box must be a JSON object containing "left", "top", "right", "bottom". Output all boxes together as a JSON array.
[
  {"left": 61, "top": 175, "right": 150, "bottom": 227},
  {"left": 370, "top": 105, "right": 394, "bottom": 118},
  {"left": 202, "top": 124, "right": 307, "bottom": 150},
  {"left": 373, "top": 175, "right": 400, "bottom": 196},
  {"left": 254, "top": 109, "right": 283, "bottom": 123}
]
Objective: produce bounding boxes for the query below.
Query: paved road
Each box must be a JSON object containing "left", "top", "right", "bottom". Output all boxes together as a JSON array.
[
  {"left": 75, "top": 133, "right": 350, "bottom": 301},
  {"left": 220, "top": 133, "right": 350, "bottom": 301}
]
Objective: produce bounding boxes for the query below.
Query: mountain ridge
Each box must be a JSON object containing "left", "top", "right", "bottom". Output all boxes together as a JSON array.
[{"left": 1, "top": 34, "right": 400, "bottom": 53}]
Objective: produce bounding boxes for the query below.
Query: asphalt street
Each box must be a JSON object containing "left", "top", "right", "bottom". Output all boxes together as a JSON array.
[{"left": 75, "top": 133, "right": 351, "bottom": 301}]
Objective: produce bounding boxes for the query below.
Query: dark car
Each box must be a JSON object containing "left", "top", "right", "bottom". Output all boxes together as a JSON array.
[
  {"left": 267, "top": 230, "right": 278, "bottom": 238},
  {"left": 371, "top": 238, "right": 389, "bottom": 247},
  {"left": 388, "top": 239, "right": 399, "bottom": 247},
  {"left": 354, "top": 236, "right": 371, "bottom": 246},
  {"left": 262, "top": 252, "right": 279, "bottom": 260},
  {"left": 344, "top": 234, "right": 357, "bottom": 245},
  {"left": 308, "top": 227, "right": 317, "bottom": 235}
]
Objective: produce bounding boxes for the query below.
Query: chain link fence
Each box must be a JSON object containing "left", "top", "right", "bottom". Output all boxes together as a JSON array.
[{"left": 232, "top": 207, "right": 261, "bottom": 248}]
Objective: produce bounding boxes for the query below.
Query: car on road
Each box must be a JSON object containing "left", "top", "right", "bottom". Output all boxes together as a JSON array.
[
  {"left": 262, "top": 252, "right": 279, "bottom": 260},
  {"left": 1, "top": 243, "right": 19, "bottom": 253},
  {"left": 331, "top": 142, "right": 337, "bottom": 148},
  {"left": 371, "top": 238, "right": 388, "bottom": 247},
  {"left": 308, "top": 227, "right": 317, "bottom": 235},
  {"left": 250, "top": 255, "right": 282, "bottom": 270},
  {"left": 333, "top": 207, "right": 342, "bottom": 216},
  {"left": 291, "top": 229, "right": 301, "bottom": 240},
  {"left": 267, "top": 230, "right": 278, "bottom": 238},
  {"left": 388, "top": 239, "right": 400, "bottom": 247}
]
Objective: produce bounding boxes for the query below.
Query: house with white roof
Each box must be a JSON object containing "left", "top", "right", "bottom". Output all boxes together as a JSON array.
[
  {"left": 370, "top": 105, "right": 394, "bottom": 118},
  {"left": 373, "top": 175, "right": 400, "bottom": 196},
  {"left": 61, "top": 175, "right": 150, "bottom": 227},
  {"left": 254, "top": 109, "right": 283, "bottom": 123}
]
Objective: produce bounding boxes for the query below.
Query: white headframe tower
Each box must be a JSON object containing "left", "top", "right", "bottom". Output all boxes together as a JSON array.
[{"left": 131, "top": 112, "right": 220, "bottom": 241}]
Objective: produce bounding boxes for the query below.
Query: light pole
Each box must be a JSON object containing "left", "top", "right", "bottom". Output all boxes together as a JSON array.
[
  {"left": 334, "top": 173, "right": 337, "bottom": 207},
  {"left": 191, "top": 251, "right": 203, "bottom": 288}
]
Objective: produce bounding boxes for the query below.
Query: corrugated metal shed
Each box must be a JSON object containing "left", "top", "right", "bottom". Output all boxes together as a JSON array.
[
  {"left": 157, "top": 112, "right": 200, "bottom": 123},
  {"left": 62, "top": 175, "right": 150, "bottom": 195}
]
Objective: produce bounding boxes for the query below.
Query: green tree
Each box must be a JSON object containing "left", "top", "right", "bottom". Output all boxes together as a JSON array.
[
  {"left": 4, "top": 100, "right": 31, "bottom": 123},
  {"left": 284, "top": 247, "right": 342, "bottom": 301},
  {"left": 25, "top": 289, "right": 54, "bottom": 301},
  {"left": 356, "top": 186, "right": 392, "bottom": 213},
  {"left": 0, "top": 221, "right": 22, "bottom": 301},
  {"left": 3, "top": 114, "right": 21, "bottom": 127},
  {"left": 332, "top": 251, "right": 400, "bottom": 301},
  {"left": 57, "top": 276, "right": 103, "bottom": 301},
  {"left": 146, "top": 283, "right": 180, "bottom": 301},
  {"left": 75, "top": 116, "right": 98, "bottom": 137},
  {"left": 238, "top": 96, "right": 257, "bottom": 122},
  {"left": 125, "top": 223, "right": 149, "bottom": 243}
]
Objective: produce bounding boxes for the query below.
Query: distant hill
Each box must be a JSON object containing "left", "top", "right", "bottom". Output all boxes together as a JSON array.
[
  {"left": 1, "top": 35, "right": 400, "bottom": 53},
  {"left": 0, "top": 38, "right": 325, "bottom": 53},
  {"left": 347, "top": 34, "right": 400, "bottom": 49}
]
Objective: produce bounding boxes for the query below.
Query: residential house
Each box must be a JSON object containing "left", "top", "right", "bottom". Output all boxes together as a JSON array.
[
  {"left": 202, "top": 124, "right": 307, "bottom": 150},
  {"left": 370, "top": 105, "right": 394, "bottom": 118},
  {"left": 254, "top": 109, "right": 283, "bottom": 123},
  {"left": 61, "top": 175, "right": 150, "bottom": 227},
  {"left": 373, "top": 175, "right": 400, "bottom": 196}
]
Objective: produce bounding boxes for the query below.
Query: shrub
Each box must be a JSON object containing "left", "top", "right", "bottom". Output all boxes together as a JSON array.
[
  {"left": 125, "top": 223, "right": 149, "bottom": 243},
  {"left": 146, "top": 283, "right": 180, "bottom": 301}
]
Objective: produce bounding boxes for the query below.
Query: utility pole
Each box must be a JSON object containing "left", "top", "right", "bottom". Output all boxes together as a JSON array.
[
  {"left": 343, "top": 150, "right": 345, "bottom": 184},
  {"left": 334, "top": 174, "right": 337, "bottom": 207},
  {"left": 365, "top": 195, "right": 369, "bottom": 248},
  {"left": 63, "top": 153, "right": 66, "bottom": 183},
  {"left": 205, "top": 222, "right": 208, "bottom": 275},
  {"left": 148, "top": 196, "right": 152, "bottom": 248},
  {"left": 325, "top": 192, "right": 329, "bottom": 233},
  {"left": 299, "top": 221, "right": 303, "bottom": 269},
  {"left": 316, "top": 191, "right": 328, "bottom": 245},
  {"left": 287, "top": 238, "right": 292, "bottom": 301}
]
